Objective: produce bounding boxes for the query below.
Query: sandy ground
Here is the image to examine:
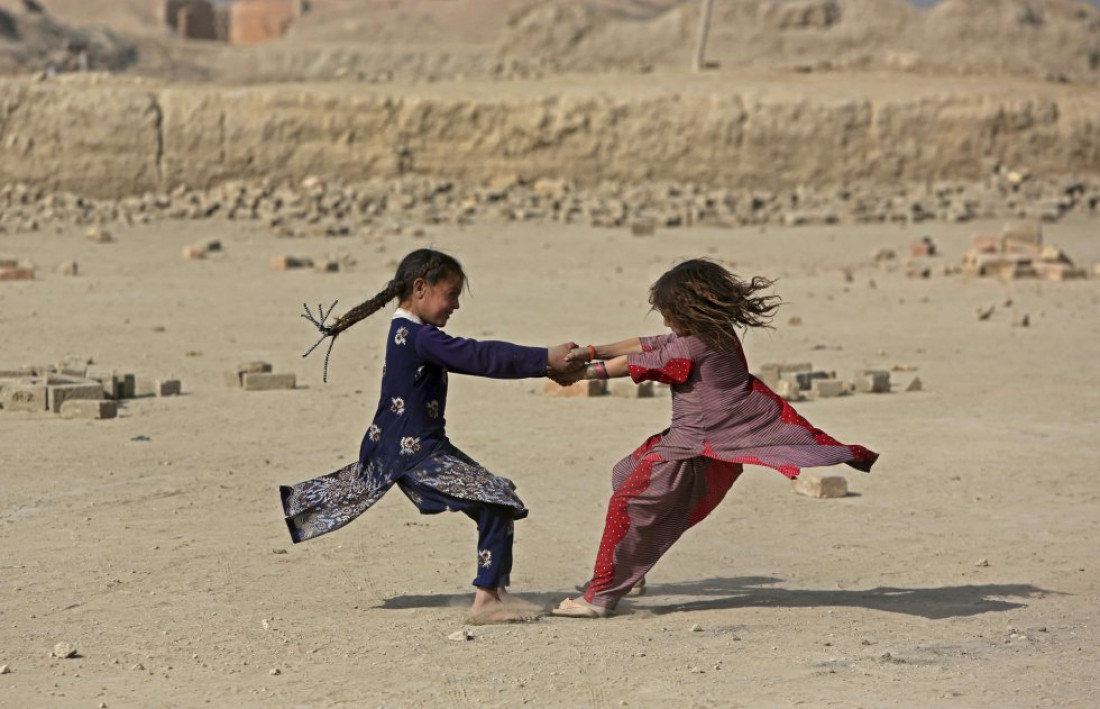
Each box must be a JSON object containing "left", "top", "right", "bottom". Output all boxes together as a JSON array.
[{"left": 1, "top": 215, "right": 1098, "bottom": 707}]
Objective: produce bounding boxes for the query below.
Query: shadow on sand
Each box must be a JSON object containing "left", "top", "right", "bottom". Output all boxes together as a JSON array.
[{"left": 378, "top": 576, "right": 1052, "bottom": 620}]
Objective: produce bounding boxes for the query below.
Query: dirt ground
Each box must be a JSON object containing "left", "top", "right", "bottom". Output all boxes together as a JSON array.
[{"left": 1, "top": 214, "right": 1098, "bottom": 707}]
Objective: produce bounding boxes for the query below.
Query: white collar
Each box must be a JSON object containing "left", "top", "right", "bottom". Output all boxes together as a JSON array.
[{"left": 393, "top": 307, "right": 423, "bottom": 324}]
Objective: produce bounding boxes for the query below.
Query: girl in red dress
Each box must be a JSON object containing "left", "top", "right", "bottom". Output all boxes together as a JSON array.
[{"left": 552, "top": 259, "right": 878, "bottom": 618}]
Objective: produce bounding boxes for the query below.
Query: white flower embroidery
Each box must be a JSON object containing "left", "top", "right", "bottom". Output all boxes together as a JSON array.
[
  {"left": 390, "top": 397, "right": 405, "bottom": 415},
  {"left": 426, "top": 400, "right": 439, "bottom": 419},
  {"left": 400, "top": 436, "right": 421, "bottom": 456},
  {"left": 478, "top": 549, "right": 492, "bottom": 568},
  {"left": 394, "top": 326, "right": 409, "bottom": 345},
  {"left": 367, "top": 424, "right": 381, "bottom": 442}
]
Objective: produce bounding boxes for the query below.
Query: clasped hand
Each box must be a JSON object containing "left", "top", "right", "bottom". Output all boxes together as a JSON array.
[{"left": 546, "top": 343, "right": 594, "bottom": 386}]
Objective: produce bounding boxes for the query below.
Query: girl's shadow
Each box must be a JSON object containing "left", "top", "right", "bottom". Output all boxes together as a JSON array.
[
  {"left": 379, "top": 576, "right": 1052, "bottom": 620},
  {"left": 632, "top": 576, "right": 1051, "bottom": 619}
]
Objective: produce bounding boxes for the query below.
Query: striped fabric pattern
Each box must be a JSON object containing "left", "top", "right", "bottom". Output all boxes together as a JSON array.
[{"left": 580, "top": 333, "right": 878, "bottom": 609}]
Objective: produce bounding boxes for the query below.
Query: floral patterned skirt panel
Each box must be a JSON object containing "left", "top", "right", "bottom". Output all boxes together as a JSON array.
[
  {"left": 280, "top": 445, "right": 526, "bottom": 544},
  {"left": 398, "top": 446, "right": 528, "bottom": 519}
]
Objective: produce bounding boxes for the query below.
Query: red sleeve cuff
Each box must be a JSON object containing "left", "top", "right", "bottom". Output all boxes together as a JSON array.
[{"left": 628, "top": 358, "right": 694, "bottom": 385}]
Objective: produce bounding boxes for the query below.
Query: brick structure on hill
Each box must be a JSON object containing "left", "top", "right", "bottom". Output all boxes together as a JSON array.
[{"left": 164, "top": 0, "right": 302, "bottom": 44}]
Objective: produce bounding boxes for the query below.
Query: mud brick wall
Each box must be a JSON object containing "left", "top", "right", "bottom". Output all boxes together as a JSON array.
[{"left": 2, "top": 75, "right": 1099, "bottom": 199}]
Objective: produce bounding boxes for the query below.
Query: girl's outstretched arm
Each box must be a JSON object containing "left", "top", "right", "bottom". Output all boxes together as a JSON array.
[{"left": 565, "top": 338, "right": 643, "bottom": 364}]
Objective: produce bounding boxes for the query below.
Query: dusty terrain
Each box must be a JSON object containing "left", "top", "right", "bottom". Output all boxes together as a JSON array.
[
  {"left": 1, "top": 1, "right": 1099, "bottom": 707},
  {"left": 1, "top": 214, "right": 1098, "bottom": 707}
]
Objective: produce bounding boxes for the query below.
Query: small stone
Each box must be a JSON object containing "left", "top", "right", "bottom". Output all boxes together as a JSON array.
[
  {"left": 182, "top": 246, "right": 206, "bottom": 260},
  {"left": 448, "top": 629, "right": 473, "bottom": 642},
  {"left": 690, "top": 624, "right": 703, "bottom": 632},
  {"left": 905, "top": 376, "right": 923, "bottom": 392},
  {"left": 85, "top": 227, "right": 113, "bottom": 243},
  {"left": 975, "top": 559, "right": 990, "bottom": 567},
  {"left": 58, "top": 261, "right": 78, "bottom": 276},
  {"left": 690, "top": 666, "right": 704, "bottom": 674},
  {"left": 99, "top": 703, "right": 107, "bottom": 709},
  {"left": 270, "top": 256, "right": 313, "bottom": 270},
  {"left": 51, "top": 642, "right": 77, "bottom": 659},
  {"left": 977, "top": 305, "right": 995, "bottom": 321},
  {"left": 271, "top": 548, "right": 287, "bottom": 555},
  {"left": 131, "top": 662, "right": 144, "bottom": 671},
  {"left": 787, "top": 316, "right": 803, "bottom": 326},
  {"left": 0, "top": 664, "right": 10, "bottom": 674},
  {"left": 1012, "top": 313, "right": 1030, "bottom": 328},
  {"left": 269, "top": 667, "right": 281, "bottom": 676}
]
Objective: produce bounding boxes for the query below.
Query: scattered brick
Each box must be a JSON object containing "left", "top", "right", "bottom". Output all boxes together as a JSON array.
[
  {"left": 758, "top": 362, "right": 812, "bottom": 388},
  {"left": 854, "top": 369, "right": 890, "bottom": 393},
  {"left": 0, "top": 266, "right": 35, "bottom": 281},
  {"left": 810, "top": 378, "right": 845, "bottom": 398},
  {"left": 136, "top": 378, "right": 182, "bottom": 397},
  {"left": 609, "top": 380, "right": 655, "bottom": 398},
  {"left": 1001, "top": 219, "right": 1042, "bottom": 250},
  {"left": 242, "top": 372, "right": 296, "bottom": 391},
  {"left": 47, "top": 382, "right": 104, "bottom": 413},
  {"left": 782, "top": 370, "right": 834, "bottom": 391},
  {"left": 59, "top": 399, "right": 118, "bottom": 420},
  {"left": 792, "top": 473, "right": 848, "bottom": 499},
  {"left": 3, "top": 382, "right": 48, "bottom": 412},
  {"left": 775, "top": 379, "right": 802, "bottom": 402}
]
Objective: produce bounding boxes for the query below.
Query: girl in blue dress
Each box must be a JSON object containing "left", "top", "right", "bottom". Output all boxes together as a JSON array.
[{"left": 280, "top": 248, "right": 577, "bottom": 621}]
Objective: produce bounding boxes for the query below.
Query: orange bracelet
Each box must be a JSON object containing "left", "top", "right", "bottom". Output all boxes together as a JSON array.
[{"left": 587, "top": 344, "right": 597, "bottom": 362}]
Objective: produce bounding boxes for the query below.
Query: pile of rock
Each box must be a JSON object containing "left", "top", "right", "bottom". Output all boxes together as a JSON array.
[
  {"left": 0, "top": 359, "right": 181, "bottom": 420},
  {"left": 225, "top": 361, "right": 295, "bottom": 391},
  {"left": 2, "top": 172, "right": 1100, "bottom": 237},
  {"left": 963, "top": 220, "right": 1089, "bottom": 281}
]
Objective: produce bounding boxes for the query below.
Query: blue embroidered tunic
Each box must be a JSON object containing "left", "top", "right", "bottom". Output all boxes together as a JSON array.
[{"left": 280, "top": 310, "right": 547, "bottom": 543}]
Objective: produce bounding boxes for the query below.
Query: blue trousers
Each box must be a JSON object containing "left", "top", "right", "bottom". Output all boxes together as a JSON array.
[{"left": 398, "top": 478, "right": 516, "bottom": 589}]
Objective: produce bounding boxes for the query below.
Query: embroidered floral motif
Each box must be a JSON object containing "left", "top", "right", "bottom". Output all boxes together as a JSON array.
[
  {"left": 405, "top": 452, "right": 525, "bottom": 511},
  {"left": 368, "top": 424, "right": 382, "bottom": 442},
  {"left": 281, "top": 460, "right": 387, "bottom": 542},
  {"left": 394, "top": 326, "right": 409, "bottom": 345},
  {"left": 478, "top": 549, "right": 493, "bottom": 568},
  {"left": 400, "top": 436, "right": 421, "bottom": 456},
  {"left": 390, "top": 397, "right": 405, "bottom": 415},
  {"left": 426, "top": 400, "right": 440, "bottom": 419}
]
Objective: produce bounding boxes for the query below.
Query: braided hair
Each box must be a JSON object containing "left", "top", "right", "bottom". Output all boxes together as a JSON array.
[
  {"left": 649, "top": 258, "right": 781, "bottom": 352},
  {"left": 330, "top": 248, "right": 466, "bottom": 335}
]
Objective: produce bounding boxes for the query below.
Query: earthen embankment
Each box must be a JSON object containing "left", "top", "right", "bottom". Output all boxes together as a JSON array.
[{"left": 2, "top": 73, "right": 1099, "bottom": 199}]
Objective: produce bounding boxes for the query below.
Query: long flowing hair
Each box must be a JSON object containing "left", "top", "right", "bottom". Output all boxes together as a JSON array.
[
  {"left": 328, "top": 248, "right": 466, "bottom": 335},
  {"left": 648, "top": 258, "right": 781, "bottom": 351}
]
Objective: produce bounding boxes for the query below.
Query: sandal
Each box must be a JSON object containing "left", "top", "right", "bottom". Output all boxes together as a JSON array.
[
  {"left": 575, "top": 576, "right": 646, "bottom": 597},
  {"left": 551, "top": 597, "right": 611, "bottom": 619}
]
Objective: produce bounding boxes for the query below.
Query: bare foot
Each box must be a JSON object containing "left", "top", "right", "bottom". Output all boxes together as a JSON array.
[{"left": 467, "top": 587, "right": 542, "bottom": 625}]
